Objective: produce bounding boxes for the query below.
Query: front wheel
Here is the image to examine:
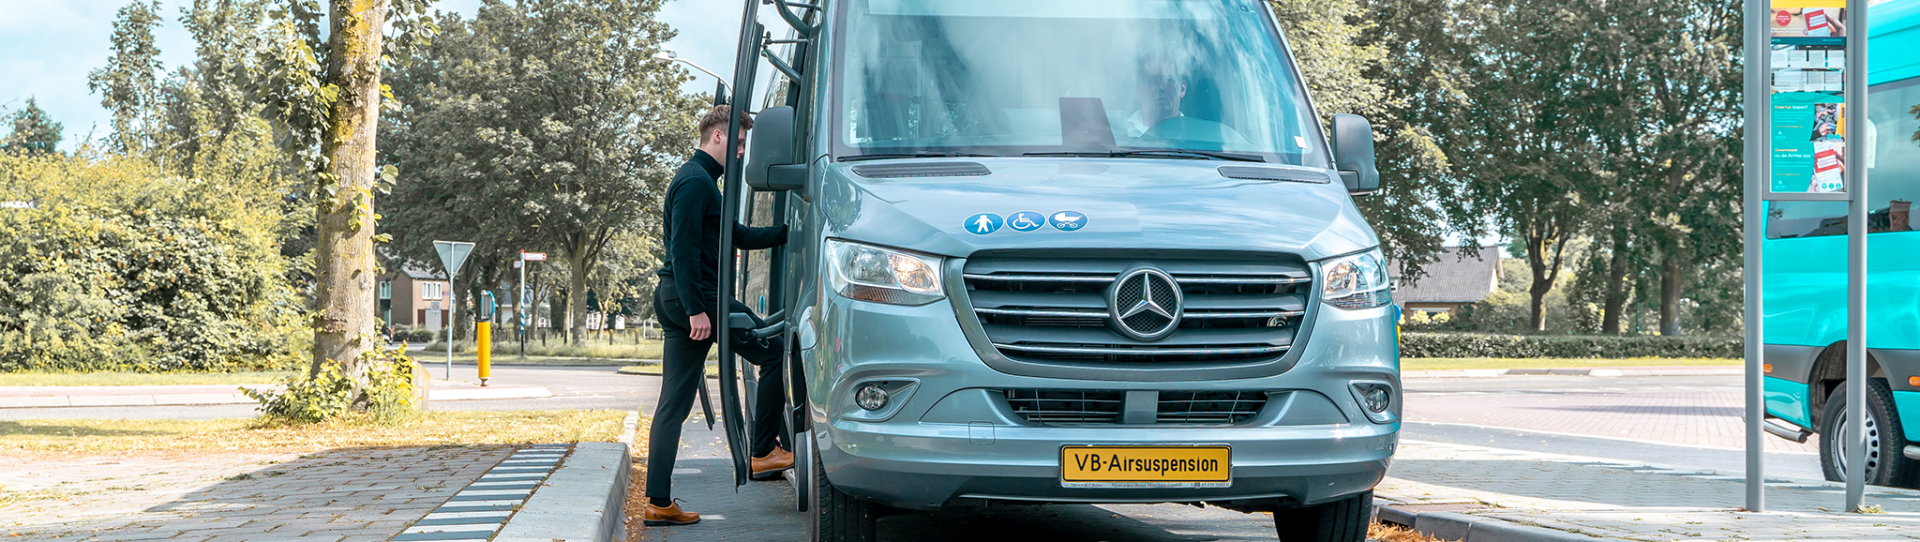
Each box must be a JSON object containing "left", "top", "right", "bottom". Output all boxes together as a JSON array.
[
  {"left": 807, "top": 434, "right": 878, "bottom": 542},
  {"left": 1272, "top": 491, "right": 1371, "bottom": 542},
  {"left": 1819, "top": 378, "right": 1918, "bottom": 488}
]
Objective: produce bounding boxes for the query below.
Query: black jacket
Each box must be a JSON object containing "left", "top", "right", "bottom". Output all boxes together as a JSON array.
[{"left": 656, "top": 149, "right": 787, "bottom": 317}]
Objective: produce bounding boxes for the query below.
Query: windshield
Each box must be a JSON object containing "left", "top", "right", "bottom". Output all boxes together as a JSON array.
[{"left": 830, "top": 0, "right": 1328, "bottom": 167}]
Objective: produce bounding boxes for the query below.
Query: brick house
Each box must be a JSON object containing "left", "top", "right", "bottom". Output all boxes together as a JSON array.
[{"left": 381, "top": 267, "right": 451, "bottom": 330}]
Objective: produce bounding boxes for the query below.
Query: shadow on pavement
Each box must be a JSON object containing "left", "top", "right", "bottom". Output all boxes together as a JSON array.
[{"left": 0, "top": 445, "right": 513, "bottom": 541}]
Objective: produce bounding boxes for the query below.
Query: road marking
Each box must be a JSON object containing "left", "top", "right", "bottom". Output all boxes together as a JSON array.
[{"left": 1405, "top": 421, "right": 1818, "bottom": 455}]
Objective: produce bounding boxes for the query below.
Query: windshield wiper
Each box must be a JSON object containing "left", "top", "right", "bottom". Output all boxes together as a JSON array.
[
  {"left": 837, "top": 151, "right": 999, "bottom": 162},
  {"left": 1024, "top": 149, "right": 1266, "bottom": 163}
]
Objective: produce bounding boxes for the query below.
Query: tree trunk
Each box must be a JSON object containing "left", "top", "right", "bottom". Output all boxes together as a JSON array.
[
  {"left": 1659, "top": 257, "right": 1683, "bottom": 335},
  {"left": 567, "top": 246, "right": 590, "bottom": 345},
  {"left": 311, "top": 0, "right": 391, "bottom": 385},
  {"left": 1601, "top": 229, "right": 1630, "bottom": 333}
]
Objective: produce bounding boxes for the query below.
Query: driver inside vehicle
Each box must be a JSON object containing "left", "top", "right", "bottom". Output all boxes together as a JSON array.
[{"left": 1123, "top": 54, "right": 1251, "bottom": 148}]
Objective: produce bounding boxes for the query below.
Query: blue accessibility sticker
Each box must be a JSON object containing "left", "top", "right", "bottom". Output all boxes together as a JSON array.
[
  {"left": 965, "top": 213, "right": 1004, "bottom": 235},
  {"left": 1048, "top": 211, "right": 1088, "bottom": 231},
  {"left": 1007, "top": 211, "right": 1046, "bottom": 232}
]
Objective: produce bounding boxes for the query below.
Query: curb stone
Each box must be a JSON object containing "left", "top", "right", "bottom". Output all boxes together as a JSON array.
[
  {"left": 494, "top": 441, "right": 630, "bottom": 542},
  {"left": 1374, "top": 504, "right": 1634, "bottom": 542}
]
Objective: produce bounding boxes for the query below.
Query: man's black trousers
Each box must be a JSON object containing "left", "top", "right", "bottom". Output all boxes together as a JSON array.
[{"left": 645, "top": 293, "right": 789, "bottom": 500}]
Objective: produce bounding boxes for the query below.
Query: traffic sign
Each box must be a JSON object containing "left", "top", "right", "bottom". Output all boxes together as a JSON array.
[
  {"left": 522, "top": 252, "right": 547, "bottom": 261},
  {"left": 436, "top": 241, "right": 475, "bottom": 277}
]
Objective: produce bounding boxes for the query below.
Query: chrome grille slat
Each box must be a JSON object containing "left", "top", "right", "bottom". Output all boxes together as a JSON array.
[
  {"left": 965, "top": 254, "right": 1310, "bottom": 365},
  {"left": 993, "top": 343, "right": 1289, "bottom": 356},
  {"left": 1184, "top": 310, "right": 1303, "bottom": 319}
]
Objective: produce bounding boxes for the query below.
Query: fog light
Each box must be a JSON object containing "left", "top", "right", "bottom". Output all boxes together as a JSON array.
[
  {"left": 1362, "top": 386, "right": 1390, "bottom": 413},
  {"left": 856, "top": 384, "right": 889, "bottom": 411},
  {"left": 1348, "top": 382, "right": 1396, "bottom": 424}
]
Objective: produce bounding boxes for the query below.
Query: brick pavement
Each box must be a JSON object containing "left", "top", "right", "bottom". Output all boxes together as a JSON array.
[
  {"left": 0, "top": 446, "right": 513, "bottom": 541},
  {"left": 1382, "top": 439, "right": 1920, "bottom": 541},
  {"left": 1407, "top": 386, "right": 1820, "bottom": 453}
]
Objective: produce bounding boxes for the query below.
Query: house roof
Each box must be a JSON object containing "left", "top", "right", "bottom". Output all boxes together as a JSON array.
[
  {"left": 398, "top": 265, "right": 446, "bottom": 281},
  {"left": 1389, "top": 246, "right": 1500, "bottom": 304}
]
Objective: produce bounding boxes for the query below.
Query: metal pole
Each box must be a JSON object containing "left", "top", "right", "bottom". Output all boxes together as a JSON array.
[
  {"left": 519, "top": 255, "right": 527, "bottom": 357},
  {"left": 446, "top": 279, "right": 456, "bottom": 380},
  {"left": 1741, "top": 0, "right": 1768, "bottom": 513},
  {"left": 1843, "top": 0, "right": 1870, "bottom": 511}
]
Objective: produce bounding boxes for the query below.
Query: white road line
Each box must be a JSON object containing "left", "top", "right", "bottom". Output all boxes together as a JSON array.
[{"left": 1405, "top": 420, "right": 1819, "bottom": 455}]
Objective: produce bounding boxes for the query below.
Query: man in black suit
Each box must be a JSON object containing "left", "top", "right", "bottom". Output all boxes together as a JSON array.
[{"left": 641, "top": 105, "right": 792, "bottom": 526}]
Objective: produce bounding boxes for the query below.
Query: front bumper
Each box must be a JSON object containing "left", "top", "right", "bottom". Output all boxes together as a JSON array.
[{"left": 800, "top": 276, "right": 1401, "bottom": 511}]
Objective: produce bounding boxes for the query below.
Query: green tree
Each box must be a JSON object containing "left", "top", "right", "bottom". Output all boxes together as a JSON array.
[
  {"left": 1268, "top": 0, "right": 1478, "bottom": 284},
  {"left": 256, "top": 0, "right": 438, "bottom": 403},
  {"left": 379, "top": 0, "right": 702, "bottom": 345},
  {"left": 4, "top": 98, "right": 63, "bottom": 156},
  {"left": 88, "top": 1, "right": 166, "bottom": 153}
]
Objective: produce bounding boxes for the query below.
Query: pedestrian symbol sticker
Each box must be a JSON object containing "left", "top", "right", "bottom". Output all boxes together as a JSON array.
[
  {"left": 1008, "top": 211, "right": 1045, "bottom": 232},
  {"left": 1049, "top": 211, "right": 1088, "bottom": 231},
  {"left": 965, "top": 213, "right": 1004, "bottom": 235}
]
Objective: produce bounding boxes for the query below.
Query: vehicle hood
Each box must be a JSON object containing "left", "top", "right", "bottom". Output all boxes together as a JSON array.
[{"left": 821, "top": 158, "right": 1377, "bottom": 261}]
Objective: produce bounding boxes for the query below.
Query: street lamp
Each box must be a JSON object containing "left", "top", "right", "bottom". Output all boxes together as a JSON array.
[{"left": 652, "top": 51, "right": 731, "bottom": 95}]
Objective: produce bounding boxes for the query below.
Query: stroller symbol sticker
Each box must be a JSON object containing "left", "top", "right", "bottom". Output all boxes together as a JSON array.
[
  {"left": 1048, "top": 211, "right": 1088, "bottom": 231},
  {"left": 1008, "top": 211, "right": 1045, "bottom": 232},
  {"left": 965, "top": 213, "right": 1003, "bottom": 235}
]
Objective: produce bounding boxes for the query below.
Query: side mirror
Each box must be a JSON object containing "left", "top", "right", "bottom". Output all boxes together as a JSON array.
[
  {"left": 1331, "top": 113, "right": 1380, "bottom": 196},
  {"left": 747, "top": 106, "right": 806, "bottom": 192}
]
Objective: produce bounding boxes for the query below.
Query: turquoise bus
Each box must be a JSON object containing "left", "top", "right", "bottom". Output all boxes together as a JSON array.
[{"left": 1763, "top": 0, "right": 1920, "bottom": 488}]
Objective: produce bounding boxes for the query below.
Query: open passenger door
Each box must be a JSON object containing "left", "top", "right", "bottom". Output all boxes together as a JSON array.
[{"left": 712, "top": 0, "right": 821, "bottom": 493}]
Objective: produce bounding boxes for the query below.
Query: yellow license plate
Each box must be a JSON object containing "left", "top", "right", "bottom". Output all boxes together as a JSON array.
[{"left": 1060, "top": 445, "right": 1232, "bottom": 488}]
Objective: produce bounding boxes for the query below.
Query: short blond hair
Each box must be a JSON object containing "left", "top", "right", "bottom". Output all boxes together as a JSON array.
[{"left": 697, "top": 105, "right": 753, "bottom": 141}]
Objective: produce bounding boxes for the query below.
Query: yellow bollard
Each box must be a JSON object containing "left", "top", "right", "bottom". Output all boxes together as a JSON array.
[{"left": 477, "top": 322, "right": 492, "bottom": 386}]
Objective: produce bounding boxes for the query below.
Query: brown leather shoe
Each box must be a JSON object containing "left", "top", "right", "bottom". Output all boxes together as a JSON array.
[
  {"left": 641, "top": 500, "right": 700, "bottom": 526},
  {"left": 750, "top": 447, "right": 794, "bottom": 480}
]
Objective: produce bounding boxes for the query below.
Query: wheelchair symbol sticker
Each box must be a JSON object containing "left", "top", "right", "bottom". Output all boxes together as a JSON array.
[
  {"left": 965, "top": 213, "right": 1003, "bottom": 235},
  {"left": 1007, "top": 211, "right": 1045, "bottom": 232},
  {"left": 1048, "top": 211, "right": 1088, "bottom": 231}
]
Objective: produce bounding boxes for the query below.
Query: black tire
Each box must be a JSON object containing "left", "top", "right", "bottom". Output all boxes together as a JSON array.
[
  {"left": 807, "top": 436, "right": 878, "bottom": 542},
  {"left": 1272, "top": 491, "right": 1371, "bottom": 542},
  {"left": 1818, "top": 378, "right": 1918, "bottom": 488}
]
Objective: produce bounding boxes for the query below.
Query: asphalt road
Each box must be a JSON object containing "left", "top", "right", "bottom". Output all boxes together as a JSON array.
[{"left": 4, "top": 367, "right": 1826, "bottom": 540}]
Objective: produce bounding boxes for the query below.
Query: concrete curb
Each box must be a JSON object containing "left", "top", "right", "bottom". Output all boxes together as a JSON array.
[
  {"left": 1403, "top": 366, "right": 1742, "bottom": 379},
  {"left": 0, "top": 384, "right": 551, "bottom": 408},
  {"left": 1375, "top": 504, "right": 1634, "bottom": 542},
  {"left": 494, "top": 442, "right": 630, "bottom": 542}
]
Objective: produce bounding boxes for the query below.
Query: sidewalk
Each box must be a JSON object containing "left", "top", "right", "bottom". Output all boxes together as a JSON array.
[
  {"left": 1403, "top": 366, "right": 1743, "bottom": 379},
  {"left": 1379, "top": 439, "right": 1920, "bottom": 541},
  {"left": 0, "top": 382, "right": 551, "bottom": 409}
]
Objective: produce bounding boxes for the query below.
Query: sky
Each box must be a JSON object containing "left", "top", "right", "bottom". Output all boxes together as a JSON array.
[{"left": 0, "top": 0, "right": 760, "bottom": 151}]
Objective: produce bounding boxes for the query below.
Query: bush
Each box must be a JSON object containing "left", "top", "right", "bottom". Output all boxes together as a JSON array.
[
  {"left": 409, "top": 328, "right": 434, "bottom": 342},
  {"left": 1400, "top": 332, "right": 1742, "bottom": 359},
  {"left": 0, "top": 153, "right": 304, "bottom": 372},
  {"left": 245, "top": 345, "right": 424, "bottom": 424}
]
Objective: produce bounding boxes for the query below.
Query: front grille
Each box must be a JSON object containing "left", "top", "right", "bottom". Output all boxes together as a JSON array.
[
  {"left": 1003, "top": 389, "right": 1270, "bottom": 426},
  {"left": 1157, "top": 391, "right": 1267, "bottom": 424},
  {"left": 964, "top": 253, "right": 1310, "bottom": 364},
  {"left": 1004, "top": 389, "right": 1122, "bottom": 424}
]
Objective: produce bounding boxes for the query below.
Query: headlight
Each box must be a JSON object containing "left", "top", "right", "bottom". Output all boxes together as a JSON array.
[
  {"left": 1320, "top": 249, "right": 1391, "bottom": 310},
  {"left": 826, "top": 239, "right": 945, "bottom": 305}
]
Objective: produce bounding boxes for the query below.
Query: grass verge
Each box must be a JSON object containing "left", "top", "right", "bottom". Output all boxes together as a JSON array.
[
  {"left": 423, "top": 339, "right": 667, "bottom": 361},
  {"left": 1370, "top": 522, "right": 1458, "bottom": 542},
  {"left": 1402, "top": 357, "right": 1741, "bottom": 371},
  {"left": 0, "top": 409, "right": 626, "bottom": 453},
  {"left": 0, "top": 371, "right": 296, "bottom": 387}
]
